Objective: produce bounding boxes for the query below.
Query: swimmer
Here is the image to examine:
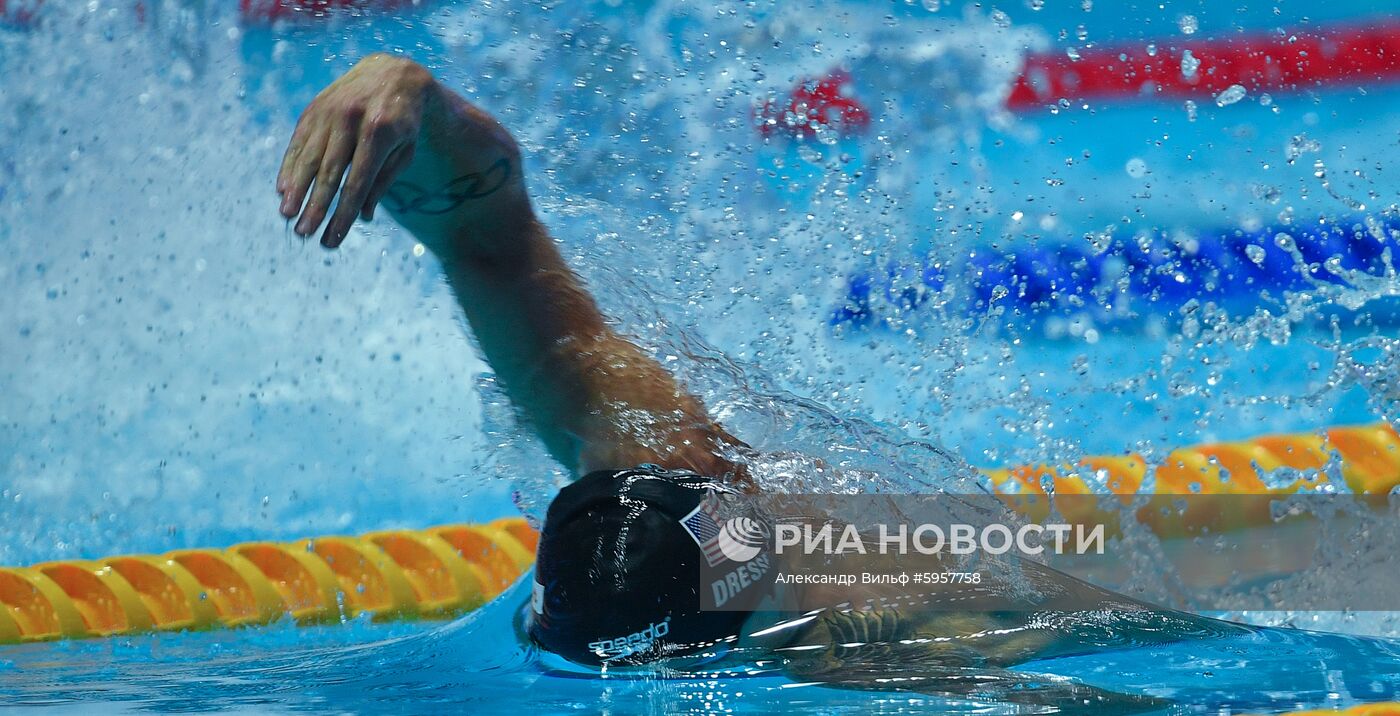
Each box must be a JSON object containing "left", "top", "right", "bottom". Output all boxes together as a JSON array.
[{"left": 277, "top": 54, "right": 1243, "bottom": 712}]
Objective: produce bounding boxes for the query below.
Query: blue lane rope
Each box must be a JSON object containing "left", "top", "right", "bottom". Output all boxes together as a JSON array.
[{"left": 831, "top": 216, "right": 1400, "bottom": 331}]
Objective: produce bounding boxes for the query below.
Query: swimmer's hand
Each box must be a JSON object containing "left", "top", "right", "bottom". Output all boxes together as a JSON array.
[{"left": 277, "top": 53, "right": 526, "bottom": 250}]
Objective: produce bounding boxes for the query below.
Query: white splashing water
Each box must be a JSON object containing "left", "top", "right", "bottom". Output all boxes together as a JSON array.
[{"left": 3, "top": 0, "right": 1400, "bottom": 643}]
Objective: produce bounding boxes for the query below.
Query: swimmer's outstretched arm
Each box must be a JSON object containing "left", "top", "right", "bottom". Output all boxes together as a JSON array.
[{"left": 276, "top": 54, "right": 746, "bottom": 481}]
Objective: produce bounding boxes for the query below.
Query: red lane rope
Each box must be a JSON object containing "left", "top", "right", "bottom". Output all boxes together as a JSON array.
[
  {"left": 755, "top": 69, "right": 871, "bottom": 140},
  {"left": 239, "top": 0, "right": 417, "bottom": 22},
  {"left": 761, "top": 20, "right": 1400, "bottom": 139},
  {"left": 1008, "top": 19, "right": 1400, "bottom": 109},
  {"left": 1, "top": 0, "right": 413, "bottom": 25},
  {"left": 0, "top": 0, "right": 42, "bottom": 27}
]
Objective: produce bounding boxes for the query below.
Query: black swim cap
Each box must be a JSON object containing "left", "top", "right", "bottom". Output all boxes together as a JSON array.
[{"left": 527, "top": 465, "right": 772, "bottom": 666}]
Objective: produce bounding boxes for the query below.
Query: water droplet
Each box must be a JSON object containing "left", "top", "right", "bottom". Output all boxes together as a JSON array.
[
  {"left": 1178, "top": 14, "right": 1199, "bottom": 34},
  {"left": 1184, "top": 99, "right": 1197, "bottom": 122},
  {"left": 1251, "top": 183, "right": 1282, "bottom": 203},
  {"left": 1245, "top": 244, "right": 1268, "bottom": 266},
  {"left": 1214, "top": 84, "right": 1246, "bottom": 107},
  {"left": 1181, "top": 49, "right": 1200, "bottom": 79},
  {"left": 1125, "top": 158, "right": 1148, "bottom": 178},
  {"left": 1084, "top": 230, "right": 1113, "bottom": 254},
  {"left": 991, "top": 9, "right": 1011, "bottom": 28},
  {"left": 1285, "top": 134, "right": 1321, "bottom": 164}
]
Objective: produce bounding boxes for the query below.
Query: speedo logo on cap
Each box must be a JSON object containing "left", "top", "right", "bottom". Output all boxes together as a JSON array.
[{"left": 587, "top": 618, "right": 670, "bottom": 660}]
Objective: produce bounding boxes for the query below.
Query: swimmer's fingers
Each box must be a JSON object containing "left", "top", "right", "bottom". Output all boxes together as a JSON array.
[
  {"left": 295, "top": 117, "right": 358, "bottom": 238},
  {"left": 277, "top": 120, "right": 328, "bottom": 219},
  {"left": 321, "top": 133, "right": 398, "bottom": 248},
  {"left": 276, "top": 117, "right": 309, "bottom": 195},
  {"left": 360, "top": 144, "right": 414, "bottom": 222}
]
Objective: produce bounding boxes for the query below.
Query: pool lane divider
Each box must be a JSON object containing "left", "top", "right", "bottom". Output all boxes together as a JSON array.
[
  {"left": 984, "top": 422, "right": 1400, "bottom": 541},
  {"left": 1265, "top": 704, "right": 1400, "bottom": 716},
  {"left": 1, "top": 0, "right": 423, "bottom": 28},
  {"left": 0, "top": 518, "right": 537, "bottom": 645},
  {"left": 758, "top": 19, "right": 1400, "bottom": 139},
  {"left": 238, "top": 0, "right": 419, "bottom": 22},
  {"left": 988, "top": 424, "right": 1400, "bottom": 497},
  {"left": 1008, "top": 19, "right": 1400, "bottom": 111},
  {"left": 830, "top": 215, "right": 1400, "bottom": 331},
  {"left": 0, "top": 423, "right": 1397, "bottom": 645}
]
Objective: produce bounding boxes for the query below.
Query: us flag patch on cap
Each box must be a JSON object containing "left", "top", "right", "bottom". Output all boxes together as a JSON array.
[{"left": 679, "top": 490, "right": 727, "bottom": 567}]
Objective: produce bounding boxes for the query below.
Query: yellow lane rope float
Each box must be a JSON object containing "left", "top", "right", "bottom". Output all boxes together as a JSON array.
[
  {"left": 983, "top": 422, "right": 1400, "bottom": 538},
  {"left": 0, "top": 423, "right": 1396, "bottom": 646},
  {"left": 984, "top": 422, "right": 1400, "bottom": 497},
  {"left": 1262, "top": 705, "right": 1400, "bottom": 716},
  {"left": 0, "top": 518, "right": 537, "bottom": 645}
]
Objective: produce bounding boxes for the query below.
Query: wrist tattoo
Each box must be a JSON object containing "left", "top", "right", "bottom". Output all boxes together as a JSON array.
[{"left": 383, "top": 158, "right": 512, "bottom": 215}]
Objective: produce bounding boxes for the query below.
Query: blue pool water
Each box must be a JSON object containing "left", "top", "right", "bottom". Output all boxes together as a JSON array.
[
  {"left": 3, "top": 0, "right": 1400, "bottom": 712},
  {"left": 2, "top": 578, "right": 1400, "bottom": 713}
]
